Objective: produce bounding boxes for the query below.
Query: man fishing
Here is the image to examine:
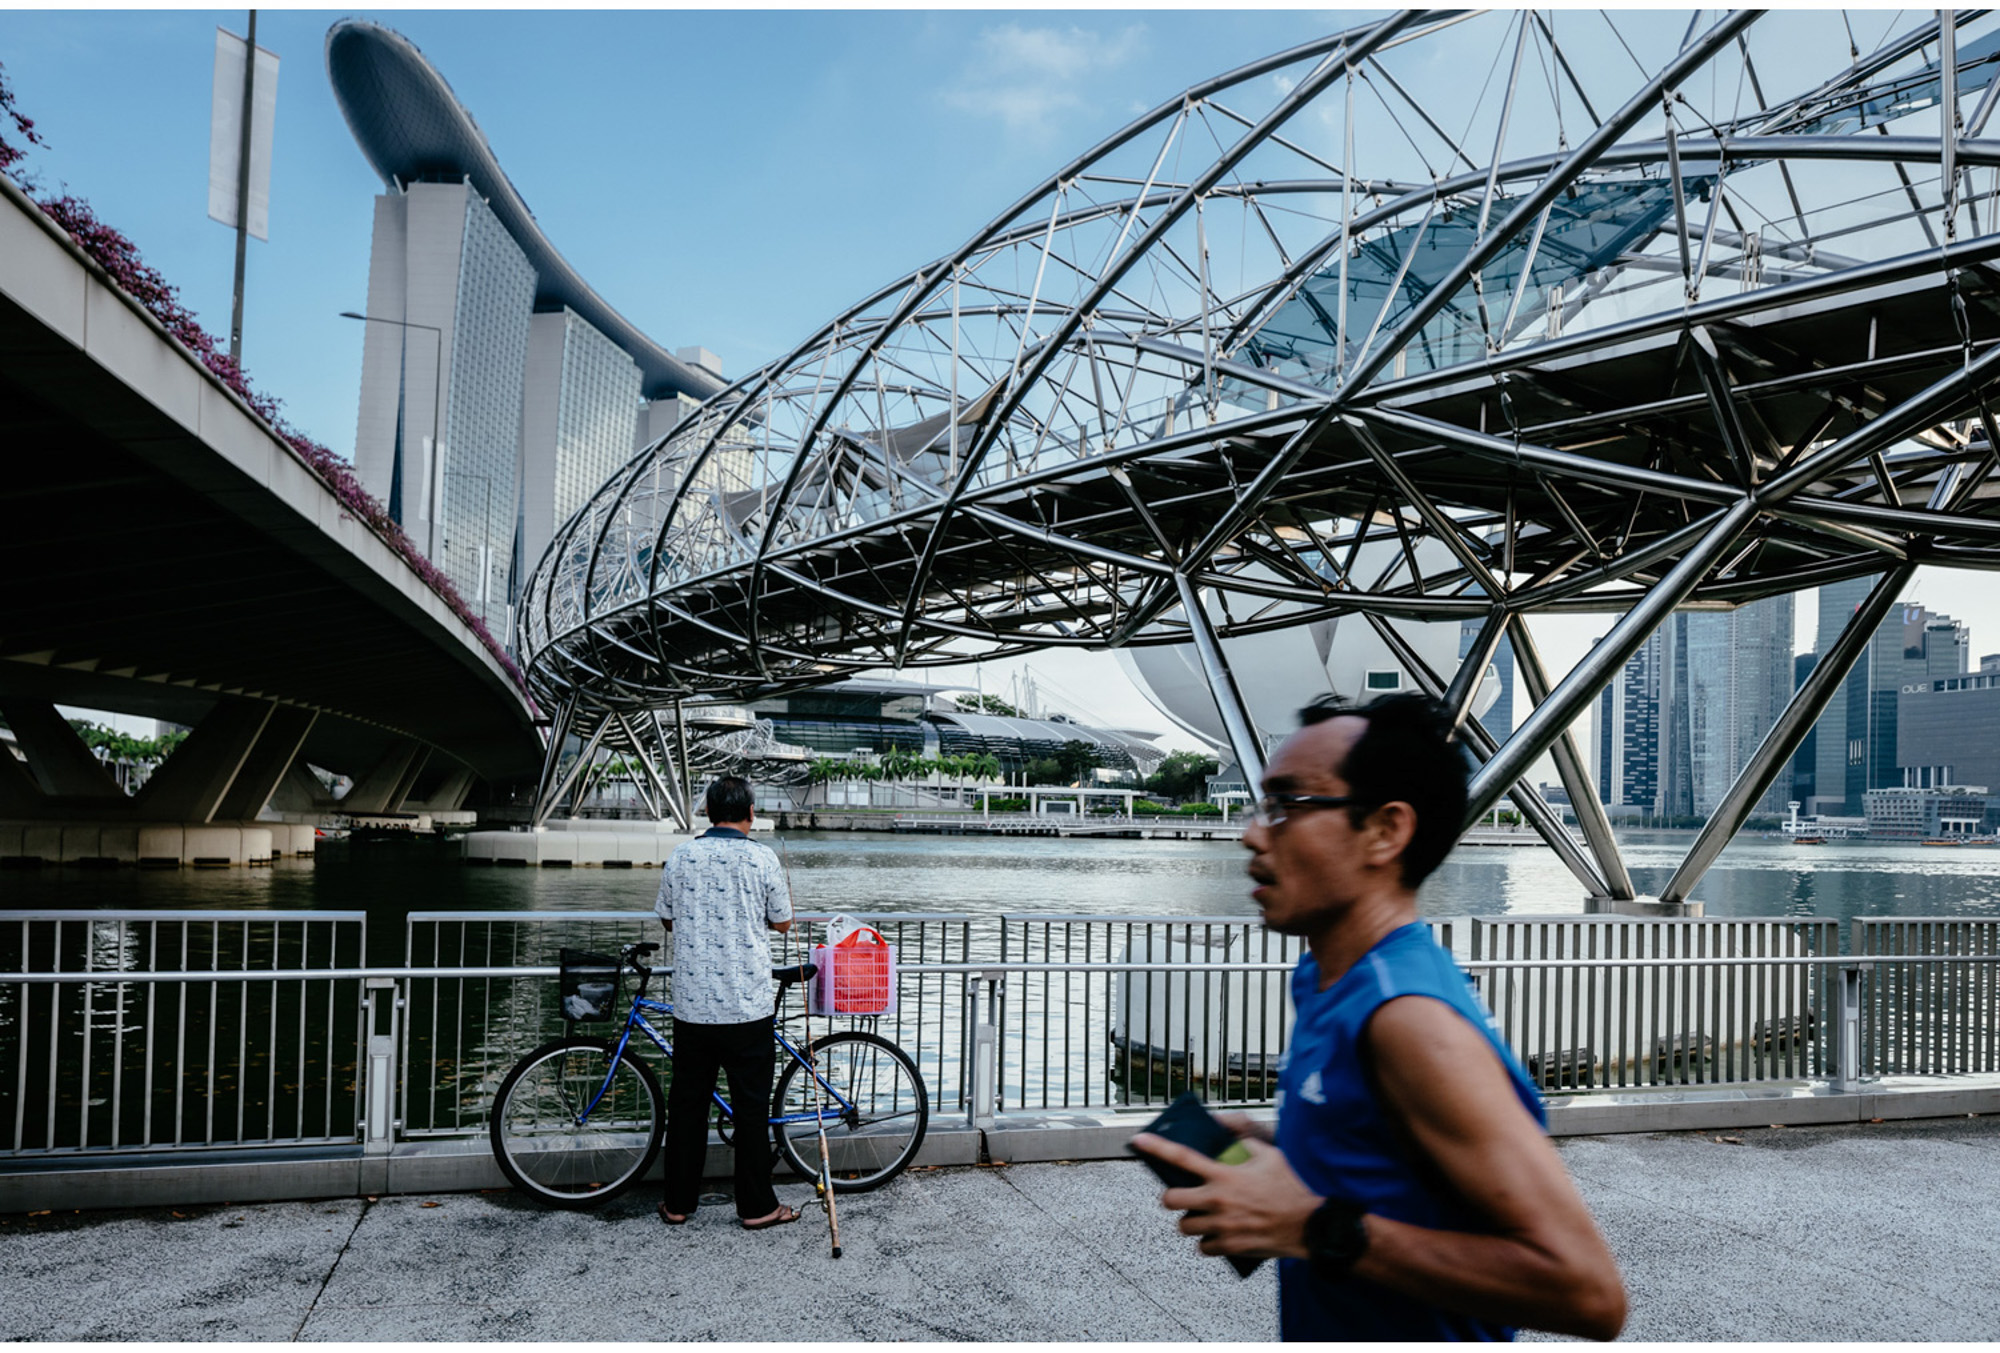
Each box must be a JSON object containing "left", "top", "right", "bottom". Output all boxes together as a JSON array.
[{"left": 654, "top": 775, "right": 800, "bottom": 1230}]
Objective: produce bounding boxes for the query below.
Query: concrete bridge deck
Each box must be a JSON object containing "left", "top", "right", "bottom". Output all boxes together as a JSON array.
[{"left": 4, "top": 1115, "right": 1994, "bottom": 1341}]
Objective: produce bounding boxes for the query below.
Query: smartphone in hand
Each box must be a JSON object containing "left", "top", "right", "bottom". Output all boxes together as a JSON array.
[{"left": 1130, "top": 1091, "right": 1264, "bottom": 1277}]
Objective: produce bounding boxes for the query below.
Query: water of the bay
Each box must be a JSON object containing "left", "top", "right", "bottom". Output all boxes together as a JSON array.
[{"left": 6, "top": 830, "right": 2000, "bottom": 934}]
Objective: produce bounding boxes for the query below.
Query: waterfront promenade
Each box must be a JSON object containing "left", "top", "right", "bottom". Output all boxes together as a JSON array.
[{"left": 4, "top": 1115, "right": 1994, "bottom": 1341}]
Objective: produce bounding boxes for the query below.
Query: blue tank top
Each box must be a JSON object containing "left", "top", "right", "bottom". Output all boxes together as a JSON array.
[{"left": 1275, "top": 921, "right": 1545, "bottom": 1342}]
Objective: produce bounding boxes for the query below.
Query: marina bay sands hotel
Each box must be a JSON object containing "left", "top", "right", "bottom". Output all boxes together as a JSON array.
[{"left": 327, "top": 20, "right": 724, "bottom": 641}]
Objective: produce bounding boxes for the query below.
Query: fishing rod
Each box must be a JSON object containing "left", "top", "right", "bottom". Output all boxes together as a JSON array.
[{"left": 776, "top": 832, "right": 842, "bottom": 1259}]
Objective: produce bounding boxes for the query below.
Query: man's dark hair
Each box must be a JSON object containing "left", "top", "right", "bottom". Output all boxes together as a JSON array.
[
  {"left": 703, "top": 775, "right": 755, "bottom": 823},
  {"left": 1296, "top": 691, "right": 1467, "bottom": 887}
]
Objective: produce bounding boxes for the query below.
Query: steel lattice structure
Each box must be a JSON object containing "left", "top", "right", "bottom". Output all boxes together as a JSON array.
[{"left": 522, "top": 10, "right": 2000, "bottom": 902}]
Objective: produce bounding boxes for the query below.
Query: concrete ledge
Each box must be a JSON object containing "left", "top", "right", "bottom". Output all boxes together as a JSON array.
[
  {"left": 11, "top": 1080, "right": 1999, "bottom": 1213},
  {"left": 0, "top": 820, "right": 293, "bottom": 865},
  {"left": 0, "top": 1121, "right": 987, "bottom": 1213},
  {"left": 461, "top": 827, "right": 690, "bottom": 868},
  {"left": 1542, "top": 1072, "right": 2000, "bottom": 1135},
  {"left": 0, "top": 1147, "right": 364, "bottom": 1213}
]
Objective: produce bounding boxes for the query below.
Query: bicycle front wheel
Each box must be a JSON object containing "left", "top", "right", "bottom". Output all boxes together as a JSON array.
[
  {"left": 773, "top": 1031, "right": 928, "bottom": 1192},
  {"left": 489, "top": 1037, "right": 664, "bottom": 1208}
]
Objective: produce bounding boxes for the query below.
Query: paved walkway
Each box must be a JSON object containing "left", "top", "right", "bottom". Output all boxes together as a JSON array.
[{"left": 5, "top": 1116, "right": 1999, "bottom": 1341}]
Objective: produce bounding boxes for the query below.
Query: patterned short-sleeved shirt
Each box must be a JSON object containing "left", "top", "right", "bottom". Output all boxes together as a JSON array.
[{"left": 654, "top": 826, "right": 792, "bottom": 1025}]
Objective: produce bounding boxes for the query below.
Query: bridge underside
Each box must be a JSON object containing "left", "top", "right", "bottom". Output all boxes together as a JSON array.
[{"left": 0, "top": 179, "right": 542, "bottom": 799}]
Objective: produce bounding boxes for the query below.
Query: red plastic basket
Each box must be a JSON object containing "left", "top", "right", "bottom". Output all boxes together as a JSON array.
[{"left": 808, "top": 927, "right": 897, "bottom": 1016}]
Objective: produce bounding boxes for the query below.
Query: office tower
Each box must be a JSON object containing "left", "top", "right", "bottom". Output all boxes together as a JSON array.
[
  {"left": 353, "top": 182, "right": 534, "bottom": 633},
  {"left": 1595, "top": 629, "right": 1662, "bottom": 816},
  {"left": 1676, "top": 593, "right": 1795, "bottom": 818},
  {"left": 1457, "top": 620, "right": 1516, "bottom": 742},
  {"left": 1808, "top": 578, "right": 1969, "bottom": 814},
  {"left": 1789, "top": 652, "right": 1817, "bottom": 805},
  {"left": 1899, "top": 667, "right": 2000, "bottom": 792}
]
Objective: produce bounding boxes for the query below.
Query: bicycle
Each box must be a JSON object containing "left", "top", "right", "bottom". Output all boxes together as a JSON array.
[{"left": 488, "top": 941, "right": 929, "bottom": 1209}]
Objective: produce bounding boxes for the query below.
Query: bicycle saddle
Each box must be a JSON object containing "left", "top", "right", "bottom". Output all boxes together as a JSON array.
[{"left": 774, "top": 961, "right": 818, "bottom": 985}]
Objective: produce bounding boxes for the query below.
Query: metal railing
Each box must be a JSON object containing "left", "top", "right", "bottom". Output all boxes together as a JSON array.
[
  {"left": 399, "top": 911, "right": 975, "bottom": 1137},
  {"left": 0, "top": 911, "right": 367, "bottom": 1156},
  {"left": 1857, "top": 919, "right": 2000, "bottom": 1075},
  {"left": 1469, "top": 916, "right": 1840, "bottom": 1090},
  {"left": 8, "top": 911, "right": 2000, "bottom": 1163}
]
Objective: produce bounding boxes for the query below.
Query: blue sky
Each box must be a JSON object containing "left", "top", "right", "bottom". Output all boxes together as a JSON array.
[
  {"left": 9, "top": 9, "right": 2000, "bottom": 753},
  {"left": 0, "top": 9, "right": 1353, "bottom": 452}
]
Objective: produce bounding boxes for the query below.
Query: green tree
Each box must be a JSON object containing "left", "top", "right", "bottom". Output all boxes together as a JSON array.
[
  {"left": 1023, "top": 756, "right": 1064, "bottom": 785},
  {"left": 962, "top": 694, "right": 1019, "bottom": 717},
  {"left": 1145, "top": 749, "right": 1220, "bottom": 801},
  {"left": 1056, "top": 739, "right": 1101, "bottom": 784}
]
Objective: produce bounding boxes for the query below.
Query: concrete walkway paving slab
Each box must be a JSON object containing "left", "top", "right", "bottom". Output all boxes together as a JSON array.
[
  {"left": 991, "top": 1151, "right": 1279, "bottom": 1341},
  {"left": 7, "top": 1118, "right": 2000, "bottom": 1341},
  {"left": 0, "top": 1199, "right": 365, "bottom": 1340}
]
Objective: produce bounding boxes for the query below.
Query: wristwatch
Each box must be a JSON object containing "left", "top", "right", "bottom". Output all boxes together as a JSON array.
[{"left": 1304, "top": 1197, "right": 1369, "bottom": 1281}]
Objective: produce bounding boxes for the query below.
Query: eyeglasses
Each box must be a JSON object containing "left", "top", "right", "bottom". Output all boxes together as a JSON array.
[{"left": 1253, "top": 793, "right": 1375, "bottom": 827}]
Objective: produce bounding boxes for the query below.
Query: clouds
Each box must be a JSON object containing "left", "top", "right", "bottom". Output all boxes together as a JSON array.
[{"left": 941, "top": 22, "right": 1147, "bottom": 136}]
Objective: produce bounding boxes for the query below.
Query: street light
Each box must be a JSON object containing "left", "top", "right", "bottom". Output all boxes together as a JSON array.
[{"left": 340, "top": 310, "right": 443, "bottom": 559}]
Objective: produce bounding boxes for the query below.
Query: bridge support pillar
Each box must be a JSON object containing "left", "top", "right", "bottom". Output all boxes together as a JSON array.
[
  {"left": 132, "top": 698, "right": 277, "bottom": 823},
  {"left": 214, "top": 707, "right": 317, "bottom": 821},
  {"left": 341, "top": 742, "right": 429, "bottom": 816},
  {"left": 0, "top": 699, "right": 124, "bottom": 801}
]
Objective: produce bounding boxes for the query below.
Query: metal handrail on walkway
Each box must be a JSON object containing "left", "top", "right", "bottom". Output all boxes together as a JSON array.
[{"left": 9, "top": 911, "right": 2000, "bottom": 1163}]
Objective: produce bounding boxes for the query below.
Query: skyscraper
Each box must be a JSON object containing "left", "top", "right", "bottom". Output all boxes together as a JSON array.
[
  {"left": 1807, "top": 578, "right": 1968, "bottom": 815},
  {"left": 1676, "top": 593, "right": 1795, "bottom": 817},
  {"left": 328, "top": 20, "right": 725, "bottom": 644},
  {"left": 1458, "top": 620, "right": 1515, "bottom": 742},
  {"left": 354, "top": 182, "right": 535, "bottom": 632},
  {"left": 1595, "top": 628, "right": 1662, "bottom": 816},
  {"left": 1789, "top": 651, "right": 1818, "bottom": 806},
  {"left": 1596, "top": 593, "right": 1793, "bottom": 820}
]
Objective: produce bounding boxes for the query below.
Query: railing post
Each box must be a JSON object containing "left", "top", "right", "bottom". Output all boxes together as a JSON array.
[
  {"left": 965, "top": 970, "right": 1002, "bottom": 1129},
  {"left": 360, "top": 977, "right": 403, "bottom": 1153},
  {"left": 1835, "top": 963, "right": 1866, "bottom": 1092}
]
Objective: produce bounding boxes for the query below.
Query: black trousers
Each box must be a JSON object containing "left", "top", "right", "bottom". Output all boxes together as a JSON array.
[{"left": 663, "top": 1015, "right": 780, "bottom": 1219}]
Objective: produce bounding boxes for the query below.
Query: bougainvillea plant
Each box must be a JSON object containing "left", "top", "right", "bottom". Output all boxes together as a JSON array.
[
  {"left": 0, "top": 59, "right": 46, "bottom": 174},
  {"left": 0, "top": 63, "right": 529, "bottom": 697}
]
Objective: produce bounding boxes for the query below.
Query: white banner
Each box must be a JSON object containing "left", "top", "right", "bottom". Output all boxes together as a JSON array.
[{"left": 207, "top": 27, "right": 280, "bottom": 241}]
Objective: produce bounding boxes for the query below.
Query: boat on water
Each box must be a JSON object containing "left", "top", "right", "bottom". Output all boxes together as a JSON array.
[{"left": 1793, "top": 836, "right": 1827, "bottom": 845}]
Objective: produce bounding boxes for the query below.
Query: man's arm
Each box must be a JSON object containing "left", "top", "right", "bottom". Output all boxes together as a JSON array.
[
  {"left": 1137, "top": 996, "right": 1625, "bottom": 1340},
  {"left": 764, "top": 851, "right": 793, "bottom": 934}
]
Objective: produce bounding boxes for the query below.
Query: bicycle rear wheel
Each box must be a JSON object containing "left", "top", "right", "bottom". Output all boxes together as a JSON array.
[
  {"left": 772, "top": 1031, "right": 928, "bottom": 1192},
  {"left": 489, "top": 1037, "right": 664, "bottom": 1208}
]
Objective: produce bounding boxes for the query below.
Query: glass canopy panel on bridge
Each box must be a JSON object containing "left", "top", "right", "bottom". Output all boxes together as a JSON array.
[{"left": 1241, "top": 176, "right": 1712, "bottom": 385}]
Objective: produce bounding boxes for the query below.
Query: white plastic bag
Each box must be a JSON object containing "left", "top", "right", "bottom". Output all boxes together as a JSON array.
[{"left": 824, "top": 913, "right": 868, "bottom": 948}]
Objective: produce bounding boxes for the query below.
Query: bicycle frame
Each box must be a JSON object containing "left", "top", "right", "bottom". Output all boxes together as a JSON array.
[{"left": 573, "top": 990, "right": 855, "bottom": 1133}]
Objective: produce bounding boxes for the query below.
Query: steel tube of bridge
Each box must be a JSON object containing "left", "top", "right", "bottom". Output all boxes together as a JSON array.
[
  {"left": 1465, "top": 497, "right": 1758, "bottom": 826},
  {"left": 1360, "top": 611, "right": 1610, "bottom": 897},
  {"left": 1173, "top": 573, "right": 1267, "bottom": 790},
  {"left": 1660, "top": 563, "right": 1917, "bottom": 904},
  {"left": 1507, "top": 615, "right": 1635, "bottom": 900}
]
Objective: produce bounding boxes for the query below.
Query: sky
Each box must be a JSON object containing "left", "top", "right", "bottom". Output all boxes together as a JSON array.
[{"left": 6, "top": 7, "right": 1999, "bottom": 757}]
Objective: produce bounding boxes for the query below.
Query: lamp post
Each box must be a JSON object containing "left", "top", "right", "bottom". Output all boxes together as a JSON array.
[{"left": 340, "top": 311, "right": 443, "bottom": 559}]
